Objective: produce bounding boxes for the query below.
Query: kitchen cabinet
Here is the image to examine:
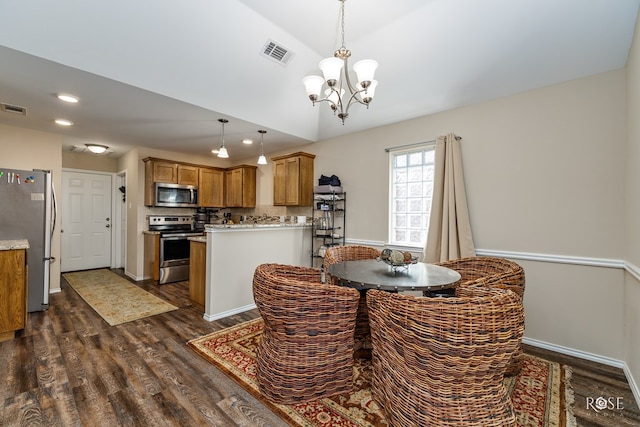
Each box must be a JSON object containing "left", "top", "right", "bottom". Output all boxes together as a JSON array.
[
  {"left": 272, "top": 152, "right": 315, "bottom": 206},
  {"left": 0, "top": 248, "right": 27, "bottom": 342},
  {"left": 225, "top": 165, "right": 256, "bottom": 208},
  {"left": 199, "top": 167, "right": 225, "bottom": 207},
  {"left": 143, "top": 158, "right": 199, "bottom": 206},
  {"left": 311, "top": 191, "right": 346, "bottom": 268},
  {"left": 189, "top": 239, "right": 206, "bottom": 311},
  {"left": 143, "top": 232, "right": 160, "bottom": 282}
]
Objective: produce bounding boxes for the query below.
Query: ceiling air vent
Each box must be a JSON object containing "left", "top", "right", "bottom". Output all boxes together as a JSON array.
[
  {"left": 1, "top": 102, "right": 27, "bottom": 116},
  {"left": 261, "top": 39, "right": 295, "bottom": 66}
]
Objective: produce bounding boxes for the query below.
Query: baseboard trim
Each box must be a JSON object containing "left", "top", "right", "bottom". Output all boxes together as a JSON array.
[
  {"left": 623, "top": 361, "right": 640, "bottom": 411},
  {"left": 124, "top": 270, "right": 144, "bottom": 281},
  {"left": 203, "top": 303, "right": 256, "bottom": 322},
  {"left": 524, "top": 337, "right": 625, "bottom": 369}
]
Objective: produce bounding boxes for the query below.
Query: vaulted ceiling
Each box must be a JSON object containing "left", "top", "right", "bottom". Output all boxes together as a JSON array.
[{"left": 0, "top": 0, "right": 637, "bottom": 159}]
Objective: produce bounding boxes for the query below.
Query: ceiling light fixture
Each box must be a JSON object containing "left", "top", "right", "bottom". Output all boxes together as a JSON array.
[
  {"left": 57, "top": 93, "right": 79, "bottom": 103},
  {"left": 242, "top": 139, "right": 253, "bottom": 145},
  {"left": 86, "top": 144, "right": 109, "bottom": 154},
  {"left": 303, "top": 0, "right": 378, "bottom": 124},
  {"left": 54, "top": 118, "right": 73, "bottom": 126},
  {"left": 217, "top": 118, "right": 229, "bottom": 158},
  {"left": 257, "top": 130, "right": 267, "bottom": 165}
]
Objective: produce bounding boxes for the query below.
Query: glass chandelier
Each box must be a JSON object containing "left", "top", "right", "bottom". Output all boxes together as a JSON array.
[{"left": 302, "top": 0, "right": 378, "bottom": 124}]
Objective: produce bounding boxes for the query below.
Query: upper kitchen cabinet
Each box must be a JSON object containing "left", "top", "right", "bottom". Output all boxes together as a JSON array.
[
  {"left": 199, "top": 167, "right": 225, "bottom": 208},
  {"left": 225, "top": 165, "right": 257, "bottom": 208},
  {"left": 272, "top": 152, "right": 315, "bottom": 206},
  {"left": 143, "top": 158, "right": 199, "bottom": 206}
]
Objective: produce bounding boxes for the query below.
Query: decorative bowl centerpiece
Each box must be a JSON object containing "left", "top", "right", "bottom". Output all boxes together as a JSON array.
[{"left": 377, "top": 248, "right": 418, "bottom": 273}]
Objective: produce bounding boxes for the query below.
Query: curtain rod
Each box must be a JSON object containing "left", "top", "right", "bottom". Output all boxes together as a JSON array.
[{"left": 384, "top": 135, "right": 462, "bottom": 152}]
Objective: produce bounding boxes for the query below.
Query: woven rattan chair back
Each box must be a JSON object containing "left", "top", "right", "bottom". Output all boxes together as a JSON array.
[
  {"left": 435, "top": 256, "right": 526, "bottom": 375},
  {"left": 323, "top": 245, "right": 381, "bottom": 354},
  {"left": 323, "top": 245, "right": 382, "bottom": 285},
  {"left": 367, "top": 287, "right": 525, "bottom": 427},
  {"left": 252, "top": 263, "right": 360, "bottom": 404}
]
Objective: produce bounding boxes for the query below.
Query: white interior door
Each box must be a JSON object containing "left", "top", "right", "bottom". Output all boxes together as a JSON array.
[{"left": 61, "top": 171, "right": 113, "bottom": 272}]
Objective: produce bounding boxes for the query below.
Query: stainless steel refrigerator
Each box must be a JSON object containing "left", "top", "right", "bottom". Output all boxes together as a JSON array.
[{"left": 0, "top": 168, "right": 56, "bottom": 312}]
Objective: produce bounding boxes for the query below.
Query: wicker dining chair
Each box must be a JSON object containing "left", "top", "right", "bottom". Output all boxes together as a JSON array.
[
  {"left": 435, "top": 256, "right": 526, "bottom": 375},
  {"left": 367, "top": 286, "right": 525, "bottom": 427},
  {"left": 323, "top": 245, "right": 381, "bottom": 354},
  {"left": 252, "top": 263, "right": 360, "bottom": 404}
]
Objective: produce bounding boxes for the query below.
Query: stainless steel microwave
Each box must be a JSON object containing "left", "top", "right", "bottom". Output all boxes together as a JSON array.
[{"left": 154, "top": 183, "right": 198, "bottom": 207}]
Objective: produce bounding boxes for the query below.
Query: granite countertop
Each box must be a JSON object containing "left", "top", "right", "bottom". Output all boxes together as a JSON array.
[
  {"left": 188, "top": 236, "right": 207, "bottom": 243},
  {"left": 0, "top": 239, "right": 30, "bottom": 250},
  {"left": 205, "top": 223, "right": 310, "bottom": 231}
]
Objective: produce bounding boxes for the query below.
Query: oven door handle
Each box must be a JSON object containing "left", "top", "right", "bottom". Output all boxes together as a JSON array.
[{"left": 161, "top": 234, "right": 202, "bottom": 240}]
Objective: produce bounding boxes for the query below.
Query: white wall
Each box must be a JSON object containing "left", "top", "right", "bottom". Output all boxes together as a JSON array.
[{"left": 625, "top": 7, "right": 640, "bottom": 404}]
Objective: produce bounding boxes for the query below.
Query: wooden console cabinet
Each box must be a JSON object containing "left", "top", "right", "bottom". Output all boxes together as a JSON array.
[
  {"left": 272, "top": 152, "right": 315, "bottom": 206},
  {"left": 0, "top": 247, "right": 28, "bottom": 342}
]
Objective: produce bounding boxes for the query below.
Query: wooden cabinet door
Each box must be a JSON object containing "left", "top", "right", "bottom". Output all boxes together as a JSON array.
[
  {"left": 272, "top": 152, "right": 315, "bottom": 206},
  {"left": 153, "top": 161, "right": 178, "bottom": 183},
  {"left": 273, "top": 159, "right": 287, "bottom": 206},
  {"left": 225, "top": 169, "right": 243, "bottom": 207},
  {"left": 284, "top": 157, "right": 301, "bottom": 205},
  {"left": 199, "top": 168, "right": 225, "bottom": 207},
  {"left": 177, "top": 165, "right": 199, "bottom": 186},
  {"left": 0, "top": 249, "right": 26, "bottom": 334},
  {"left": 189, "top": 241, "right": 206, "bottom": 311}
]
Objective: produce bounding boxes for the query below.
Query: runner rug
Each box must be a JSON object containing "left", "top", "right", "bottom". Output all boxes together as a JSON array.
[
  {"left": 188, "top": 318, "right": 576, "bottom": 427},
  {"left": 63, "top": 269, "right": 178, "bottom": 326}
]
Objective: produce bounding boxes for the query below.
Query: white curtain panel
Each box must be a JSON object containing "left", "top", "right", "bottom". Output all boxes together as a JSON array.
[{"left": 423, "top": 133, "right": 475, "bottom": 262}]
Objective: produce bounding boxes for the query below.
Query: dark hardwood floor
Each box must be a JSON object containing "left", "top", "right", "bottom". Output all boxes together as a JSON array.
[{"left": 1, "top": 269, "right": 638, "bottom": 426}]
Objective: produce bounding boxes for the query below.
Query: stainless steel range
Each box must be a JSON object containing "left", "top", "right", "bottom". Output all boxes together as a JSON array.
[{"left": 148, "top": 215, "right": 203, "bottom": 284}]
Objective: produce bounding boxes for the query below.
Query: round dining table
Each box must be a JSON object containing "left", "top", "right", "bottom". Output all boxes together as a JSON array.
[{"left": 327, "top": 259, "right": 461, "bottom": 295}]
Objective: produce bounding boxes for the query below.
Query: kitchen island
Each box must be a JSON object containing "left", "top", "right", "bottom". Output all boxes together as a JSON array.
[{"left": 203, "top": 223, "right": 311, "bottom": 321}]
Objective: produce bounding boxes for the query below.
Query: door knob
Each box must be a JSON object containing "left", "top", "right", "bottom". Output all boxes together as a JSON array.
[
  {"left": 106, "top": 217, "right": 110, "bottom": 221},
  {"left": 106, "top": 224, "right": 111, "bottom": 228}
]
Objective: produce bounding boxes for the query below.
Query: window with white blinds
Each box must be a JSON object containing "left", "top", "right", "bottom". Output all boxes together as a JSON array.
[{"left": 389, "top": 145, "right": 435, "bottom": 247}]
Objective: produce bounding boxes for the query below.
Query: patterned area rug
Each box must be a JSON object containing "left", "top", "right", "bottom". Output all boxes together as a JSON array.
[
  {"left": 188, "top": 318, "right": 576, "bottom": 427},
  {"left": 63, "top": 269, "right": 178, "bottom": 326}
]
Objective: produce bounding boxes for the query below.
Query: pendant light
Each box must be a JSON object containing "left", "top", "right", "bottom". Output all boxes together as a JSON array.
[
  {"left": 217, "top": 118, "right": 229, "bottom": 158},
  {"left": 257, "top": 130, "right": 267, "bottom": 165}
]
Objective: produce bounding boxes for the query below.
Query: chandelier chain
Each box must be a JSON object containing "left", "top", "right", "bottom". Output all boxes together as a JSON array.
[{"left": 340, "top": 0, "right": 346, "bottom": 50}]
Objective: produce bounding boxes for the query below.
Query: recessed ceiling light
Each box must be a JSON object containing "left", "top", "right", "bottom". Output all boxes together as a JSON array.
[
  {"left": 242, "top": 139, "right": 253, "bottom": 145},
  {"left": 57, "top": 93, "right": 79, "bottom": 103},
  {"left": 54, "top": 118, "right": 73, "bottom": 126}
]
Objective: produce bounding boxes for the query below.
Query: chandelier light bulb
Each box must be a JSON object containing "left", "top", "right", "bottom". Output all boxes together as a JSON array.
[{"left": 353, "top": 59, "right": 378, "bottom": 86}]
